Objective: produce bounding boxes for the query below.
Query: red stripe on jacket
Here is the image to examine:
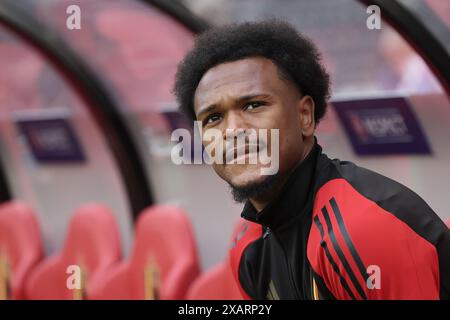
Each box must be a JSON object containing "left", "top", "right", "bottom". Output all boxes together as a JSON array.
[{"left": 307, "top": 178, "right": 439, "bottom": 300}]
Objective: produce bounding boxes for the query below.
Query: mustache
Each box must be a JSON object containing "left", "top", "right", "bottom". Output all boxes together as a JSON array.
[{"left": 222, "top": 134, "right": 267, "bottom": 164}]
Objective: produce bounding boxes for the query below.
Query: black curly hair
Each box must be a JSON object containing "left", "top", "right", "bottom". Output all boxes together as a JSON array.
[{"left": 173, "top": 19, "right": 331, "bottom": 124}]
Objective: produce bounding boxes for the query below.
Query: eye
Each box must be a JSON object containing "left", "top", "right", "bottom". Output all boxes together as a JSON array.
[
  {"left": 244, "top": 101, "right": 265, "bottom": 111},
  {"left": 204, "top": 113, "right": 222, "bottom": 125}
]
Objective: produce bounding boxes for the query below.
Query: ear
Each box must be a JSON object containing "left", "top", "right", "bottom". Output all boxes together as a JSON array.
[{"left": 297, "top": 95, "right": 315, "bottom": 137}]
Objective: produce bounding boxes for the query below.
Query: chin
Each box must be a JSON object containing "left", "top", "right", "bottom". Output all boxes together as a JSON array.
[
  {"left": 225, "top": 165, "right": 269, "bottom": 189},
  {"left": 226, "top": 168, "right": 280, "bottom": 203}
]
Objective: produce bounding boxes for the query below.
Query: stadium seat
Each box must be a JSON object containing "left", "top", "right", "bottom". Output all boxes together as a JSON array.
[
  {"left": 0, "top": 202, "right": 42, "bottom": 300},
  {"left": 186, "top": 219, "right": 246, "bottom": 300},
  {"left": 90, "top": 205, "right": 200, "bottom": 300},
  {"left": 186, "top": 257, "right": 243, "bottom": 300},
  {"left": 25, "top": 204, "right": 121, "bottom": 299}
]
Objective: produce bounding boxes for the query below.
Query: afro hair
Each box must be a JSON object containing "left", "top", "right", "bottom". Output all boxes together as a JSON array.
[{"left": 173, "top": 19, "right": 331, "bottom": 124}]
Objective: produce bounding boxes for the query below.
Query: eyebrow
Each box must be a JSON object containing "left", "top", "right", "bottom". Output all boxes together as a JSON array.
[{"left": 195, "top": 93, "right": 272, "bottom": 119}]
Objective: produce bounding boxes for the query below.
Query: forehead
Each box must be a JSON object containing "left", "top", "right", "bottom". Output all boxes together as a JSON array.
[{"left": 193, "top": 57, "right": 282, "bottom": 109}]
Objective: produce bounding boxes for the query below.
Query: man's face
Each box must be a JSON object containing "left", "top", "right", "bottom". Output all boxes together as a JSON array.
[{"left": 193, "top": 57, "right": 314, "bottom": 196}]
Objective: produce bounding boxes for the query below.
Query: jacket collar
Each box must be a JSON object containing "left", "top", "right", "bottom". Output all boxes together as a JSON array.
[{"left": 241, "top": 138, "right": 321, "bottom": 229}]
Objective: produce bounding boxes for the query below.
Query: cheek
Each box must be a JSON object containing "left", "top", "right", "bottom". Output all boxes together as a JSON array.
[
  {"left": 277, "top": 126, "right": 304, "bottom": 169},
  {"left": 273, "top": 120, "right": 300, "bottom": 148}
]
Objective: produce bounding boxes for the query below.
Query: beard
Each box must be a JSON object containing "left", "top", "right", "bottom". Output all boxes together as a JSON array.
[{"left": 229, "top": 172, "right": 280, "bottom": 203}]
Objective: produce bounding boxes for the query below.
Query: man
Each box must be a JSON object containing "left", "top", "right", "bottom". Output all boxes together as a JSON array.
[{"left": 173, "top": 20, "right": 450, "bottom": 300}]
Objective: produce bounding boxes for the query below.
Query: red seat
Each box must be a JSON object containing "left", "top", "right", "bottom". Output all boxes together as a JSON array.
[
  {"left": 186, "top": 219, "right": 246, "bottom": 300},
  {"left": 186, "top": 257, "right": 243, "bottom": 300},
  {"left": 25, "top": 204, "right": 121, "bottom": 299},
  {"left": 0, "top": 202, "right": 42, "bottom": 300},
  {"left": 90, "top": 205, "right": 200, "bottom": 300}
]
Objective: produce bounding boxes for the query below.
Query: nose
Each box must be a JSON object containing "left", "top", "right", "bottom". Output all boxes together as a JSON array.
[{"left": 222, "top": 111, "right": 247, "bottom": 140}]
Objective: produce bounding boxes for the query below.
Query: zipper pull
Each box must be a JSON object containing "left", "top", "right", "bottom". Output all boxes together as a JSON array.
[{"left": 263, "top": 227, "right": 271, "bottom": 239}]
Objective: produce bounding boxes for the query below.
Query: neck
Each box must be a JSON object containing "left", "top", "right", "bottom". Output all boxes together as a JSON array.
[{"left": 249, "top": 136, "right": 315, "bottom": 212}]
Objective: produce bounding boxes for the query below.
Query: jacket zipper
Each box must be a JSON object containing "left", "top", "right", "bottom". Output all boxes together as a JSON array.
[
  {"left": 262, "top": 226, "right": 302, "bottom": 299},
  {"left": 262, "top": 226, "right": 271, "bottom": 239}
]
